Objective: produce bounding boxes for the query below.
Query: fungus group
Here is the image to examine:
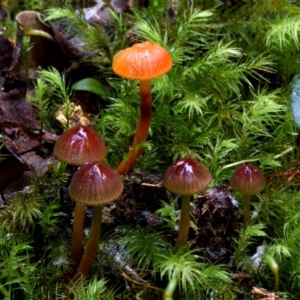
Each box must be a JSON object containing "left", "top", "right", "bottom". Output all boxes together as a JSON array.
[
  {"left": 112, "top": 41, "right": 172, "bottom": 175},
  {"left": 54, "top": 125, "right": 107, "bottom": 276}
]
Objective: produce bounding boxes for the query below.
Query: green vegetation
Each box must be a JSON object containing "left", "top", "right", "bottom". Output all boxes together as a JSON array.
[{"left": 1, "top": 1, "right": 300, "bottom": 298}]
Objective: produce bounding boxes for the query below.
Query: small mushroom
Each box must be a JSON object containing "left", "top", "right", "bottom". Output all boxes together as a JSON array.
[
  {"left": 69, "top": 162, "right": 124, "bottom": 280},
  {"left": 53, "top": 125, "right": 107, "bottom": 166},
  {"left": 163, "top": 157, "right": 212, "bottom": 248},
  {"left": 230, "top": 164, "right": 266, "bottom": 229},
  {"left": 112, "top": 41, "right": 172, "bottom": 175}
]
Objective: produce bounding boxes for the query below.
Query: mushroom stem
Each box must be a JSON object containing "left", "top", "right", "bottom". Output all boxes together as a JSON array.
[
  {"left": 243, "top": 195, "right": 251, "bottom": 229},
  {"left": 61, "top": 202, "right": 85, "bottom": 283},
  {"left": 175, "top": 194, "right": 191, "bottom": 248},
  {"left": 74, "top": 205, "right": 102, "bottom": 281},
  {"left": 117, "top": 80, "right": 152, "bottom": 175},
  {"left": 70, "top": 203, "right": 85, "bottom": 267}
]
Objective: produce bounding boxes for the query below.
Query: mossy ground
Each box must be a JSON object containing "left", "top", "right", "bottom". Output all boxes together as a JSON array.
[{"left": 0, "top": 1, "right": 300, "bottom": 299}]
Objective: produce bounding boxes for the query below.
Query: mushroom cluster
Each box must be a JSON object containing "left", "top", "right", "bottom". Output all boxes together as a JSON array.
[
  {"left": 54, "top": 125, "right": 107, "bottom": 275},
  {"left": 53, "top": 125, "right": 123, "bottom": 281}
]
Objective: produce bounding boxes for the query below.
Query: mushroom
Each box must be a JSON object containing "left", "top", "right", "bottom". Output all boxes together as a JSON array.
[
  {"left": 112, "top": 41, "right": 172, "bottom": 175},
  {"left": 53, "top": 125, "right": 107, "bottom": 276},
  {"left": 163, "top": 157, "right": 212, "bottom": 248},
  {"left": 230, "top": 164, "right": 266, "bottom": 229},
  {"left": 68, "top": 162, "right": 124, "bottom": 280},
  {"left": 54, "top": 125, "right": 107, "bottom": 166}
]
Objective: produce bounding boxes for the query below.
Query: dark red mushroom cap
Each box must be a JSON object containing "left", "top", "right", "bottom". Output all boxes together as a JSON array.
[
  {"left": 163, "top": 157, "right": 212, "bottom": 195},
  {"left": 68, "top": 162, "right": 124, "bottom": 205},
  {"left": 230, "top": 164, "right": 266, "bottom": 196},
  {"left": 54, "top": 125, "right": 107, "bottom": 166}
]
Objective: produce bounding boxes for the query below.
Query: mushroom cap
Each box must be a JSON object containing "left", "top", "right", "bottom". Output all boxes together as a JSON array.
[
  {"left": 69, "top": 162, "right": 124, "bottom": 205},
  {"left": 230, "top": 164, "right": 266, "bottom": 196},
  {"left": 54, "top": 125, "right": 107, "bottom": 166},
  {"left": 163, "top": 157, "right": 212, "bottom": 195},
  {"left": 112, "top": 41, "right": 172, "bottom": 80}
]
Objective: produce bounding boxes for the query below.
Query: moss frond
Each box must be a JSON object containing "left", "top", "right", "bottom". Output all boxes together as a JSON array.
[
  {"left": 265, "top": 13, "right": 300, "bottom": 50},
  {"left": 155, "top": 247, "right": 231, "bottom": 296}
]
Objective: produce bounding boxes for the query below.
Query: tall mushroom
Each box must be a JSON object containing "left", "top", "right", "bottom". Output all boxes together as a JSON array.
[
  {"left": 112, "top": 41, "right": 172, "bottom": 175},
  {"left": 68, "top": 162, "right": 124, "bottom": 280},
  {"left": 53, "top": 125, "right": 107, "bottom": 275},
  {"left": 163, "top": 157, "right": 212, "bottom": 248},
  {"left": 230, "top": 164, "right": 266, "bottom": 229}
]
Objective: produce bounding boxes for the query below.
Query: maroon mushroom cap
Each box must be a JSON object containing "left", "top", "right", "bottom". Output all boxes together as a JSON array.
[
  {"left": 68, "top": 162, "right": 124, "bottom": 205},
  {"left": 230, "top": 164, "right": 266, "bottom": 196},
  {"left": 163, "top": 157, "right": 212, "bottom": 195},
  {"left": 53, "top": 125, "right": 107, "bottom": 166}
]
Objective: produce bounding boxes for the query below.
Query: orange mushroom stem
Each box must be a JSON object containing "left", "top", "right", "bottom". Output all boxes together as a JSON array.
[
  {"left": 117, "top": 80, "right": 152, "bottom": 174},
  {"left": 112, "top": 41, "right": 172, "bottom": 175}
]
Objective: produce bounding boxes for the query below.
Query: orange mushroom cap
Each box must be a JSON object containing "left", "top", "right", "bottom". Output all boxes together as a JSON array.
[{"left": 112, "top": 41, "right": 172, "bottom": 80}]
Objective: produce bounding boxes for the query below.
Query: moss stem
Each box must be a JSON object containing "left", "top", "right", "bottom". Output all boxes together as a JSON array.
[
  {"left": 164, "top": 276, "right": 177, "bottom": 300},
  {"left": 175, "top": 194, "right": 191, "bottom": 248},
  {"left": 117, "top": 80, "right": 152, "bottom": 175},
  {"left": 74, "top": 205, "right": 102, "bottom": 281}
]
